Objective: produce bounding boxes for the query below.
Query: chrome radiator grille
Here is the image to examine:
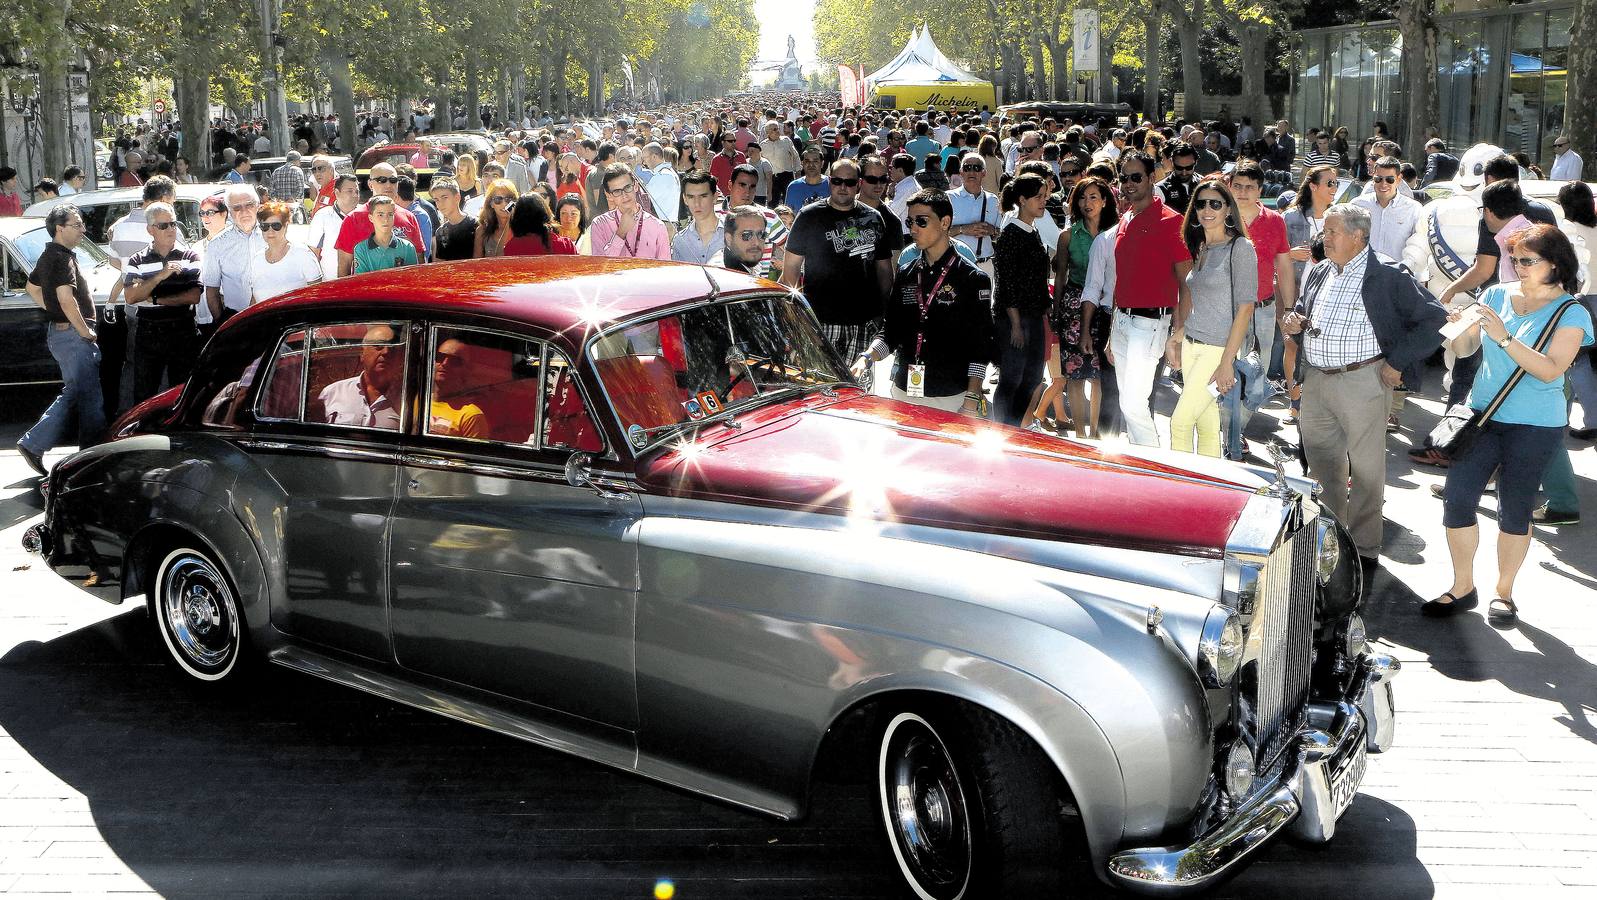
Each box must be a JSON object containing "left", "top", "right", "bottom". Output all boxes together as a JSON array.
[{"left": 1253, "top": 524, "right": 1317, "bottom": 764}]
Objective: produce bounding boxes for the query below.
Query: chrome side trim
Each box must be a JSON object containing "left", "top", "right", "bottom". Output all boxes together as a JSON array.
[
  {"left": 234, "top": 438, "right": 400, "bottom": 465},
  {"left": 268, "top": 645, "right": 799, "bottom": 821}
]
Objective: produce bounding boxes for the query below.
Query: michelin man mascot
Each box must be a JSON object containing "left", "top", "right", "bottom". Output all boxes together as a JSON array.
[{"left": 1403, "top": 143, "right": 1511, "bottom": 304}]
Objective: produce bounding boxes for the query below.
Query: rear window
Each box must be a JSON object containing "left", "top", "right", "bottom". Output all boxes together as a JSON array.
[{"left": 256, "top": 322, "right": 409, "bottom": 432}]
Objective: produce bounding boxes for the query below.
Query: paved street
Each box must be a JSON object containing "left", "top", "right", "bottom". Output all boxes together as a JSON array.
[{"left": 1, "top": 370, "right": 1594, "bottom": 898}]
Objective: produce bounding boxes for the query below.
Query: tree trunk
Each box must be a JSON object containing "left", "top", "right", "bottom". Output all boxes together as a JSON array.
[
  {"left": 1099, "top": 23, "right": 1119, "bottom": 102},
  {"left": 512, "top": 68, "right": 526, "bottom": 125},
  {"left": 1396, "top": 0, "right": 1439, "bottom": 163},
  {"left": 1165, "top": 0, "right": 1206, "bottom": 120},
  {"left": 1029, "top": 32, "right": 1050, "bottom": 100},
  {"left": 37, "top": 2, "right": 74, "bottom": 180},
  {"left": 175, "top": 71, "right": 212, "bottom": 164},
  {"left": 324, "top": 49, "right": 358, "bottom": 157},
  {"left": 589, "top": 51, "right": 604, "bottom": 116},
  {"left": 538, "top": 45, "right": 552, "bottom": 115},
  {"left": 1237, "top": 23, "right": 1271, "bottom": 131},
  {"left": 465, "top": 58, "right": 481, "bottom": 129},
  {"left": 1573, "top": 0, "right": 1597, "bottom": 178},
  {"left": 1142, "top": 9, "right": 1163, "bottom": 120},
  {"left": 1048, "top": 38, "right": 1070, "bottom": 101},
  {"left": 497, "top": 65, "right": 511, "bottom": 128},
  {"left": 433, "top": 64, "right": 450, "bottom": 132},
  {"left": 254, "top": 0, "right": 289, "bottom": 154}
]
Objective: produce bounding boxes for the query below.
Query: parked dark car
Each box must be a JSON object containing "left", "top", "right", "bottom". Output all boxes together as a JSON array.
[{"left": 0, "top": 216, "right": 118, "bottom": 386}]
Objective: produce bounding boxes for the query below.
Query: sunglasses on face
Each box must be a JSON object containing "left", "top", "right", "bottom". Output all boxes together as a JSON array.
[
  {"left": 734, "top": 229, "right": 761, "bottom": 241},
  {"left": 1372, "top": 175, "right": 1398, "bottom": 184},
  {"left": 908, "top": 214, "right": 940, "bottom": 228},
  {"left": 150, "top": 221, "right": 177, "bottom": 230},
  {"left": 1119, "top": 172, "right": 1146, "bottom": 183},
  {"left": 1194, "top": 197, "right": 1226, "bottom": 211},
  {"left": 260, "top": 220, "right": 286, "bottom": 231},
  {"left": 1174, "top": 163, "right": 1196, "bottom": 173},
  {"left": 1510, "top": 255, "right": 1545, "bottom": 268},
  {"left": 830, "top": 176, "right": 859, "bottom": 187},
  {"left": 961, "top": 165, "right": 984, "bottom": 172},
  {"left": 372, "top": 176, "right": 397, "bottom": 184},
  {"left": 200, "top": 208, "right": 224, "bottom": 217},
  {"left": 491, "top": 196, "right": 515, "bottom": 206},
  {"left": 1061, "top": 169, "right": 1080, "bottom": 177},
  {"left": 1555, "top": 142, "right": 1570, "bottom": 148},
  {"left": 861, "top": 174, "right": 889, "bottom": 185}
]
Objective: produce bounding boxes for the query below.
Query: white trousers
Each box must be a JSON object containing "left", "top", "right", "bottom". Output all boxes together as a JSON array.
[{"left": 1110, "top": 308, "right": 1171, "bottom": 447}]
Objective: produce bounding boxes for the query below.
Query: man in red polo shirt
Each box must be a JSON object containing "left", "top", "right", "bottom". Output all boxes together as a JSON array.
[
  {"left": 334, "top": 162, "right": 425, "bottom": 277},
  {"left": 1109, "top": 150, "right": 1192, "bottom": 447}
]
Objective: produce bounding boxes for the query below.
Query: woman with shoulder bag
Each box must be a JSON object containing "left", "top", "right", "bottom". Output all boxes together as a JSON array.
[
  {"left": 1168, "top": 180, "right": 1258, "bottom": 456},
  {"left": 1426, "top": 225, "right": 1595, "bottom": 622}
]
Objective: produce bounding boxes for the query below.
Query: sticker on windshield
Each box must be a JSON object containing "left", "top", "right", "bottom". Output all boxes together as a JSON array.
[
  {"left": 697, "top": 391, "right": 723, "bottom": 415},
  {"left": 682, "top": 398, "right": 705, "bottom": 420},
  {"left": 627, "top": 423, "right": 647, "bottom": 449}
]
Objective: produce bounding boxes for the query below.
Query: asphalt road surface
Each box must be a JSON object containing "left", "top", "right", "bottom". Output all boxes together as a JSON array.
[{"left": 1, "top": 368, "right": 1594, "bottom": 898}]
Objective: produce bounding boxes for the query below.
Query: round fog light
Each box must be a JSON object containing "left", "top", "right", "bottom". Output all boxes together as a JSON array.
[
  {"left": 1345, "top": 613, "right": 1368, "bottom": 658},
  {"left": 1224, "top": 741, "right": 1255, "bottom": 800}
]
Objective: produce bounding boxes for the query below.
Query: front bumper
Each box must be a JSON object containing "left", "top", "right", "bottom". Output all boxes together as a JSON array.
[{"left": 1105, "top": 652, "right": 1400, "bottom": 894}]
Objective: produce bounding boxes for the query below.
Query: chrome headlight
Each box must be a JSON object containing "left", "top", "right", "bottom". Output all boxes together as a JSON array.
[
  {"left": 1223, "top": 739, "right": 1255, "bottom": 799},
  {"left": 1315, "top": 516, "right": 1341, "bottom": 585},
  {"left": 1344, "top": 612, "right": 1367, "bottom": 658},
  {"left": 1198, "top": 606, "right": 1246, "bottom": 688}
]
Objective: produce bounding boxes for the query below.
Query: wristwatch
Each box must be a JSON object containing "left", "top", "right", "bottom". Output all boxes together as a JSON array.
[{"left": 1496, "top": 334, "right": 1514, "bottom": 349}]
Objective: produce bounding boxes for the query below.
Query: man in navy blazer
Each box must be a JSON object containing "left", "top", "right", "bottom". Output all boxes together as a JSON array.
[{"left": 1283, "top": 203, "right": 1447, "bottom": 567}]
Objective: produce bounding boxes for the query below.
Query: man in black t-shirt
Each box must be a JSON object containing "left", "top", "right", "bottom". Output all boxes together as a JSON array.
[
  {"left": 18, "top": 206, "right": 104, "bottom": 475},
  {"left": 778, "top": 157, "right": 894, "bottom": 362},
  {"left": 122, "top": 201, "right": 202, "bottom": 402},
  {"left": 855, "top": 154, "right": 905, "bottom": 261},
  {"left": 429, "top": 177, "right": 479, "bottom": 262}
]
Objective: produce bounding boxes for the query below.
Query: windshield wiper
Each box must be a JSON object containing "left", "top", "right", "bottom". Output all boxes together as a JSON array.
[{"left": 634, "top": 410, "right": 744, "bottom": 448}]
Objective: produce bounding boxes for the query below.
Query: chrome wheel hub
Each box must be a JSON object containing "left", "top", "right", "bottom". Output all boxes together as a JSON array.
[
  {"left": 161, "top": 554, "right": 236, "bottom": 671},
  {"left": 882, "top": 716, "right": 971, "bottom": 898}
]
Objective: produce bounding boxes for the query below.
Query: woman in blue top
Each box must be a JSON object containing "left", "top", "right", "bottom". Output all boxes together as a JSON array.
[{"left": 1428, "top": 225, "right": 1595, "bottom": 622}]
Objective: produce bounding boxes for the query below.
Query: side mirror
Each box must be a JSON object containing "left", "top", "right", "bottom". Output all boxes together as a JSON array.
[{"left": 564, "top": 451, "right": 630, "bottom": 501}]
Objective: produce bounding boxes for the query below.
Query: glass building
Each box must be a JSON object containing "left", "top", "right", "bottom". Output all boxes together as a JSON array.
[{"left": 1292, "top": 0, "right": 1573, "bottom": 166}]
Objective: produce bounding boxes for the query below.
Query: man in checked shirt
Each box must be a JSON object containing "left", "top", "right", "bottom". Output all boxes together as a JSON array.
[{"left": 1282, "top": 203, "right": 1445, "bottom": 570}]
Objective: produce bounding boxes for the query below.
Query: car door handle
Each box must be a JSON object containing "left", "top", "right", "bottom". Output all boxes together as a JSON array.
[{"left": 407, "top": 478, "right": 420, "bottom": 491}]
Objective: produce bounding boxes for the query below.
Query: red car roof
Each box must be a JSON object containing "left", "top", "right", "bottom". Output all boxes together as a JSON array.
[{"left": 234, "top": 257, "right": 780, "bottom": 340}]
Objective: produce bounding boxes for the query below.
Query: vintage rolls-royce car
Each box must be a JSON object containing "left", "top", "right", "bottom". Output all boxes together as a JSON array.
[{"left": 27, "top": 257, "right": 1397, "bottom": 897}]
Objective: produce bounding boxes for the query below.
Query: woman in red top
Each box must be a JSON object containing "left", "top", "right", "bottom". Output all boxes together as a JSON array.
[{"left": 503, "top": 193, "right": 576, "bottom": 256}]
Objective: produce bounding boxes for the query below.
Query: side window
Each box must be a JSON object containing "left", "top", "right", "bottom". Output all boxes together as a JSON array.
[
  {"left": 426, "top": 326, "right": 542, "bottom": 445},
  {"left": 543, "top": 348, "right": 603, "bottom": 453},
  {"left": 199, "top": 346, "right": 272, "bottom": 430},
  {"left": 255, "top": 322, "right": 408, "bottom": 431},
  {"left": 77, "top": 204, "right": 118, "bottom": 247},
  {"left": 175, "top": 201, "right": 204, "bottom": 244},
  {"left": 3, "top": 250, "right": 21, "bottom": 293}
]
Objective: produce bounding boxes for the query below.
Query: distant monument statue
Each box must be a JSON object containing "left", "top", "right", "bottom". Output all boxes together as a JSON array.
[{"left": 777, "top": 33, "right": 805, "bottom": 90}]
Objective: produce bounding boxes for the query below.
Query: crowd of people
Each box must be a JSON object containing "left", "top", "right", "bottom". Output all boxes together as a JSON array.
[{"left": 11, "top": 93, "right": 1597, "bottom": 621}]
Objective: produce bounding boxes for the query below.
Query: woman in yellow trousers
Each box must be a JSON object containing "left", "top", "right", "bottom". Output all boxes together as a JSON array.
[{"left": 1167, "top": 181, "right": 1259, "bottom": 456}]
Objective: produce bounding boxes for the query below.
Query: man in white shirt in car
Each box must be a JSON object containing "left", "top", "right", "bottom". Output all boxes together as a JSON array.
[{"left": 1549, "top": 134, "right": 1583, "bottom": 182}]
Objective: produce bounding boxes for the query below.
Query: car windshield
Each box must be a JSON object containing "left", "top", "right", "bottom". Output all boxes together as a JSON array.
[
  {"left": 589, "top": 293, "right": 850, "bottom": 449},
  {"left": 11, "top": 226, "right": 113, "bottom": 272}
]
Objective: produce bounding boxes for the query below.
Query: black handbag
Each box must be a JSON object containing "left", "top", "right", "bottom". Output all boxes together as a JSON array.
[{"left": 1427, "top": 298, "right": 1580, "bottom": 457}]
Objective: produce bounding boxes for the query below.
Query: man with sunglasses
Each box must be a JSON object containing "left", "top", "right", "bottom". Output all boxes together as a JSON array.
[
  {"left": 709, "top": 133, "right": 747, "bottom": 197},
  {"left": 1153, "top": 142, "right": 1200, "bottom": 215},
  {"left": 333, "top": 163, "right": 424, "bottom": 277},
  {"left": 851, "top": 188, "right": 992, "bottom": 415},
  {"left": 716, "top": 164, "right": 788, "bottom": 278},
  {"left": 709, "top": 206, "right": 769, "bottom": 275},
  {"left": 949, "top": 153, "right": 1001, "bottom": 274},
  {"left": 1548, "top": 134, "right": 1582, "bottom": 182},
  {"left": 309, "top": 155, "right": 340, "bottom": 215},
  {"left": 780, "top": 157, "right": 895, "bottom": 363},
  {"left": 1111, "top": 150, "right": 1193, "bottom": 447},
  {"left": 1353, "top": 156, "right": 1424, "bottom": 266},
  {"left": 121, "top": 200, "right": 202, "bottom": 403},
  {"left": 854, "top": 154, "right": 906, "bottom": 260}
]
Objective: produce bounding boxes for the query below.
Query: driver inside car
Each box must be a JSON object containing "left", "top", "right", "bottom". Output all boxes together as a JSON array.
[{"left": 429, "top": 337, "right": 490, "bottom": 439}]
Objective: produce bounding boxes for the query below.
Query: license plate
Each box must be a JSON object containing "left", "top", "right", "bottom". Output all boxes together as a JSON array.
[{"left": 1329, "top": 737, "right": 1368, "bottom": 817}]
